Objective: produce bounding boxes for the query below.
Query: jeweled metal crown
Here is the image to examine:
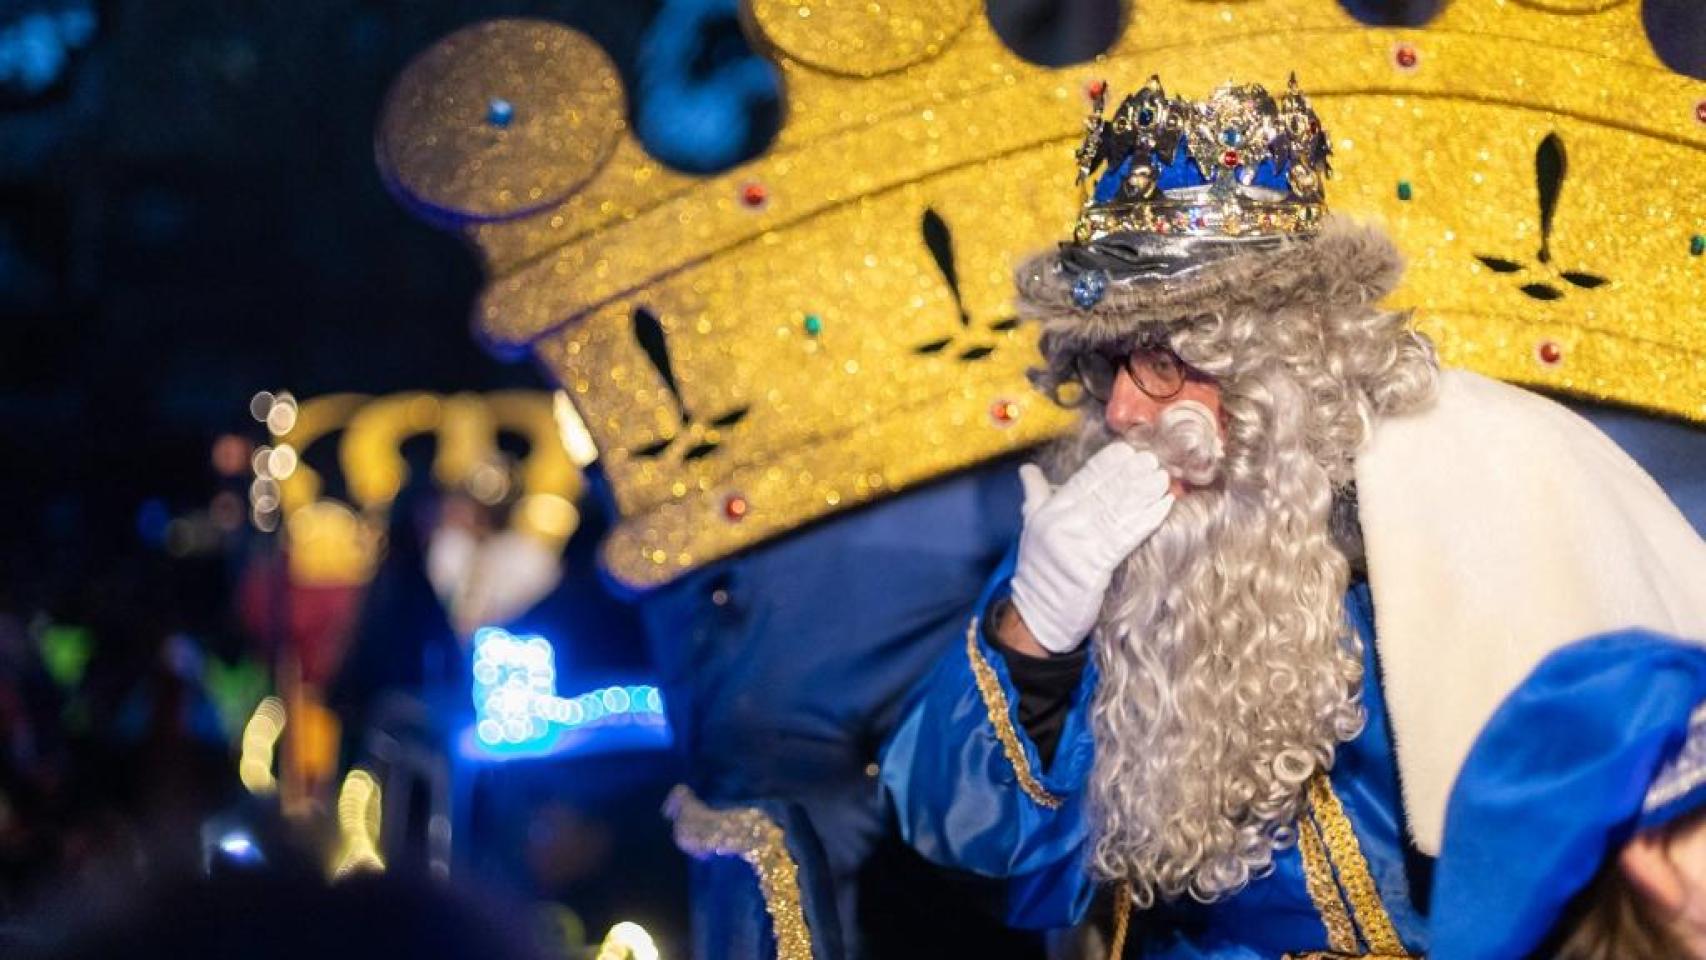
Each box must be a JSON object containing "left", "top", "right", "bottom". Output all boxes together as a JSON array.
[{"left": 1072, "top": 75, "right": 1332, "bottom": 245}]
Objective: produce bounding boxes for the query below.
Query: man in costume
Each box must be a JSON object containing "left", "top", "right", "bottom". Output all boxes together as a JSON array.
[{"left": 880, "top": 76, "right": 1706, "bottom": 956}]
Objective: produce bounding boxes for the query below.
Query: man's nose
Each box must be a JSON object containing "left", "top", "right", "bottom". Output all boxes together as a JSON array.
[{"left": 1103, "top": 369, "right": 1161, "bottom": 434}]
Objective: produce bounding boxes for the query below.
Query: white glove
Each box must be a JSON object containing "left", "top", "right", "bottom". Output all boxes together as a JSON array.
[{"left": 1009, "top": 445, "right": 1174, "bottom": 654}]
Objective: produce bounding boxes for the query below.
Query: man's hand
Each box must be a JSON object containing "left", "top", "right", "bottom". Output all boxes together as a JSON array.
[{"left": 1007, "top": 445, "right": 1174, "bottom": 654}]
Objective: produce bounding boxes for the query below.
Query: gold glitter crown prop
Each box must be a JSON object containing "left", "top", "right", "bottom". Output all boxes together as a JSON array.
[
  {"left": 1073, "top": 75, "right": 1332, "bottom": 244},
  {"left": 377, "top": 0, "right": 1705, "bottom": 589}
]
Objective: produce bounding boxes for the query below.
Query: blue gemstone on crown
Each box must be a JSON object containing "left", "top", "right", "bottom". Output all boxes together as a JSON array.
[{"left": 1072, "top": 269, "right": 1110, "bottom": 309}]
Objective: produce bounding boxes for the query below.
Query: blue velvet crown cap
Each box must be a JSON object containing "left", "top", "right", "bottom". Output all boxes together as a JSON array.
[{"left": 1431, "top": 631, "right": 1706, "bottom": 960}]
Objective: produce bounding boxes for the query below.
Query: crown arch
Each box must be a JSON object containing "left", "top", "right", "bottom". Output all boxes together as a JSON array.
[{"left": 745, "top": 0, "right": 979, "bottom": 77}]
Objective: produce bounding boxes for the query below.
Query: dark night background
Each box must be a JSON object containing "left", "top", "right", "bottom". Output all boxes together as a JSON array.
[{"left": 0, "top": 2, "right": 661, "bottom": 624}]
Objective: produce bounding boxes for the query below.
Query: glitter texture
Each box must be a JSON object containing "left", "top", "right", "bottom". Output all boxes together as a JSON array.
[
  {"left": 1297, "top": 807, "right": 1359, "bottom": 954},
  {"left": 749, "top": 0, "right": 974, "bottom": 78},
  {"left": 964, "top": 619, "right": 1062, "bottom": 810},
  {"left": 377, "top": 21, "right": 624, "bottom": 222},
  {"left": 379, "top": 2, "right": 1705, "bottom": 588},
  {"left": 666, "top": 786, "right": 813, "bottom": 960}
]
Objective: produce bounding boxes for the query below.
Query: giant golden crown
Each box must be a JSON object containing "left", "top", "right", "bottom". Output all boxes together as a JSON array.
[{"left": 377, "top": 0, "right": 1705, "bottom": 589}]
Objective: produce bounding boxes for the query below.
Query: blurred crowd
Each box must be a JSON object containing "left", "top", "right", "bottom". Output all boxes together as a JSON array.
[{"left": 0, "top": 455, "right": 676, "bottom": 957}]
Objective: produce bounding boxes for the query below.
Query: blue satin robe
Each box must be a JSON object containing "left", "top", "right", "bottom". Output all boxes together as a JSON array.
[{"left": 881, "top": 568, "right": 1429, "bottom": 958}]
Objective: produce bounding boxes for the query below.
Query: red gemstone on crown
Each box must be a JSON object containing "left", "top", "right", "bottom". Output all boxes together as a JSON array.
[
  {"left": 741, "top": 183, "right": 768, "bottom": 208},
  {"left": 1220, "top": 149, "right": 1241, "bottom": 168},
  {"left": 1395, "top": 45, "right": 1419, "bottom": 69},
  {"left": 990, "top": 399, "right": 1019, "bottom": 425},
  {"left": 1696, "top": 99, "right": 1706, "bottom": 125},
  {"left": 723, "top": 493, "right": 749, "bottom": 521},
  {"left": 1087, "top": 79, "right": 1107, "bottom": 100},
  {"left": 1537, "top": 341, "right": 1563, "bottom": 366}
]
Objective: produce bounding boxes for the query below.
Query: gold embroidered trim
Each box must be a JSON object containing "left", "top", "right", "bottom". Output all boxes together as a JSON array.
[
  {"left": 1305, "top": 775, "right": 1407, "bottom": 955},
  {"left": 965, "top": 617, "right": 1063, "bottom": 809},
  {"left": 665, "top": 785, "right": 813, "bottom": 960},
  {"left": 1108, "top": 882, "right": 1134, "bottom": 958},
  {"left": 1297, "top": 807, "right": 1359, "bottom": 954}
]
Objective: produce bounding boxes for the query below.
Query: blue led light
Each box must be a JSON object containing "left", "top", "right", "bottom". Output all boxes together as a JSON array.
[
  {"left": 469, "top": 627, "right": 668, "bottom": 758},
  {"left": 213, "top": 829, "right": 266, "bottom": 866}
]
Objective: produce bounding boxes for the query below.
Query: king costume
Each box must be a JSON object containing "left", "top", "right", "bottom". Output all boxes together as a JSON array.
[{"left": 879, "top": 77, "right": 1706, "bottom": 958}]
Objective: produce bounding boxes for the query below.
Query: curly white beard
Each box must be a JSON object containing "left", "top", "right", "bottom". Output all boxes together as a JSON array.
[{"left": 1052, "top": 370, "right": 1367, "bottom": 907}]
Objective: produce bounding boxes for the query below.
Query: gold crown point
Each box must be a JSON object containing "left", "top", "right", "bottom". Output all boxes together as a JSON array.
[{"left": 378, "top": 19, "right": 632, "bottom": 229}]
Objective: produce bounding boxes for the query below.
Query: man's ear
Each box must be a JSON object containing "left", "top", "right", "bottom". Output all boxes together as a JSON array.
[{"left": 1620, "top": 832, "right": 1688, "bottom": 917}]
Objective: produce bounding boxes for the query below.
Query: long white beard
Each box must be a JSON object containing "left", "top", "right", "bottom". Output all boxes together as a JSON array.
[{"left": 1063, "top": 381, "right": 1365, "bottom": 906}]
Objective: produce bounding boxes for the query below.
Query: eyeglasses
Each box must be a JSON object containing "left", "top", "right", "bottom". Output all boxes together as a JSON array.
[{"left": 1072, "top": 345, "right": 1193, "bottom": 403}]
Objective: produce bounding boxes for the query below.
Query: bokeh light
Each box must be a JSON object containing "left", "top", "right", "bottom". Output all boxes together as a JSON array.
[{"left": 238, "top": 696, "right": 286, "bottom": 795}]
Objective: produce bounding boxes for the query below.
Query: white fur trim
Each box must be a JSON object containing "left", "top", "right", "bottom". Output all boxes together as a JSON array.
[{"left": 1356, "top": 369, "right": 1706, "bottom": 855}]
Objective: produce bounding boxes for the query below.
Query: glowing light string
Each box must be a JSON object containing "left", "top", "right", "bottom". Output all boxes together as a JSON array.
[{"left": 470, "top": 627, "right": 667, "bottom": 755}]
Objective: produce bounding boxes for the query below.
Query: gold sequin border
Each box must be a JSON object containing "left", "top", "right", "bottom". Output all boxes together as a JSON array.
[
  {"left": 1285, "top": 774, "right": 1420, "bottom": 959},
  {"left": 665, "top": 785, "right": 814, "bottom": 960},
  {"left": 1297, "top": 798, "right": 1360, "bottom": 954},
  {"left": 965, "top": 617, "right": 1064, "bottom": 810},
  {"left": 1305, "top": 775, "right": 1408, "bottom": 955}
]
